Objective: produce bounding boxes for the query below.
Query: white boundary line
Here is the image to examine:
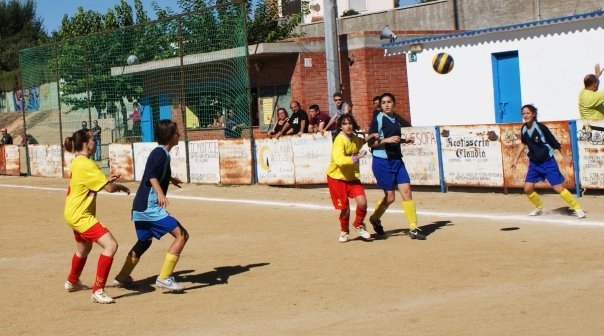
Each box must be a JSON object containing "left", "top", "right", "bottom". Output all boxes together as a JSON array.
[{"left": 1, "top": 183, "right": 602, "bottom": 227}]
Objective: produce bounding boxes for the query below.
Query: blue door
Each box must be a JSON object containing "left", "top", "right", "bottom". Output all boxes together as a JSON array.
[
  {"left": 492, "top": 51, "right": 522, "bottom": 123},
  {"left": 139, "top": 96, "right": 153, "bottom": 142},
  {"left": 159, "top": 93, "right": 172, "bottom": 120}
]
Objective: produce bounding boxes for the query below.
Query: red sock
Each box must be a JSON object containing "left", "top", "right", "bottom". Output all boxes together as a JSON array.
[
  {"left": 92, "top": 254, "right": 113, "bottom": 292},
  {"left": 339, "top": 212, "right": 349, "bottom": 232},
  {"left": 353, "top": 206, "right": 367, "bottom": 228},
  {"left": 67, "top": 254, "right": 87, "bottom": 284}
]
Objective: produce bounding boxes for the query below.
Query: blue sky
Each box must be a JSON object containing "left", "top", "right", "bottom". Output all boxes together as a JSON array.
[{"left": 37, "top": 0, "right": 262, "bottom": 33}]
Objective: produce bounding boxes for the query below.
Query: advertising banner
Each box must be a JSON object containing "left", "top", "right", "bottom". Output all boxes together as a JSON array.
[
  {"left": 188, "top": 140, "right": 220, "bottom": 184},
  {"left": 255, "top": 138, "right": 295, "bottom": 185}
]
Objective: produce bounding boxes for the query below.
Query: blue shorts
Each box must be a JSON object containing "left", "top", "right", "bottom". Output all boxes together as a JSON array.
[
  {"left": 525, "top": 157, "right": 565, "bottom": 185},
  {"left": 134, "top": 215, "right": 180, "bottom": 241},
  {"left": 372, "top": 156, "right": 411, "bottom": 191}
]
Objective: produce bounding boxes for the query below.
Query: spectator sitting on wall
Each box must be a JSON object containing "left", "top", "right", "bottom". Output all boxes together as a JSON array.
[
  {"left": 0, "top": 128, "right": 13, "bottom": 145},
  {"left": 578, "top": 64, "right": 604, "bottom": 120},
  {"left": 19, "top": 131, "right": 38, "bottom": 146},
  {"left": 225, "top": 109, "right": 246, "bottom": 138},
  {"left": 307, "top": 104, "right": 331, "bottom": 134},
  {"left": 208, "top": 110, "right": 224, "bottom": 128},
  {"left": 268, "top": 107, "right": 292, "bottom": 138},
  {"left": 276, "top": 101, "right": 309, "bottom": 138}
]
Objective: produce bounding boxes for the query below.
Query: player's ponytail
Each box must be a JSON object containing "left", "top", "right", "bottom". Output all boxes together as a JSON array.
[{"left": 63, "top": 130, "right": 90, "bottom": 153}]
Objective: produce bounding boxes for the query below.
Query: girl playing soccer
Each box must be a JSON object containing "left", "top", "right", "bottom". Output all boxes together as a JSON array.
[
  {"left": 511, "top": 104, "right": 585, "bottom": 218},
  {"left": 113, "top": 120, "right": 189, "bottom": 292},
  {"left": 326, "top": 114, "right": 378, "bottom": 242},
  {"left": 367, "top": 92, "right": 425, "bottom": 240},
  {"left": 63, "top": 129, "right": 130, "bottom": 304}
]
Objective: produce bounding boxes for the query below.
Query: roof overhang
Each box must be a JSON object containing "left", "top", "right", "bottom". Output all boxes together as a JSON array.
[{"left": 111, "top": 42, "right": 302, "bottom": 76}]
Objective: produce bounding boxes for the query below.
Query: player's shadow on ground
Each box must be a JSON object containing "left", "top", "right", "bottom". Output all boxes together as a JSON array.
[
  {"left": 385, "top": 220, "right": 453, "bottom": 239},
  {"left": 176, "top": 262, "right": 270, "bottom": 291},
  {"left": 549, "top": 206, "right": 580, "bottom": 216},
  {"left": 112, "top": 263, "right": 269, "bottom": 299}
]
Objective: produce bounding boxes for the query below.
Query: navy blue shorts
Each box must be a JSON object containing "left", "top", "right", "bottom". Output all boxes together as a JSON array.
[
  {"left": 525, "top": 157, "right": 565, "bottom": 185},
  {"left": 134, "top": 215, "right": 180, "bottom": 241},
  {"left": 371, "top": 156, "right": 411, "bottom": 191}
]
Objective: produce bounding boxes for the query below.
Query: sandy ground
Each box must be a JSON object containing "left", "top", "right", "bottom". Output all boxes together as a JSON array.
[{"left": 1, "top": 175, "right": 604, "bottom": 336}]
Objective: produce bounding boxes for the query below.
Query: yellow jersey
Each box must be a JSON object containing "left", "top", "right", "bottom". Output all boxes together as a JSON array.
[
  {"left": 326, "top": 133, "right": 364, "bottom": 181},
  {"left": 64, "top": 156, "right": 108, "bottom": 232}
]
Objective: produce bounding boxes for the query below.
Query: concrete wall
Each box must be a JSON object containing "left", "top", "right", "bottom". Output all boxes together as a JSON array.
[{"left": 299, "top": 0, "right": 604, "bottom": 36}]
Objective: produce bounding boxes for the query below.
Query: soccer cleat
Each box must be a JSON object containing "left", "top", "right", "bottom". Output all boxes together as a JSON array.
[
  {"left": 369, "top": 217, "right": 385, "bottom": 236},
  {"left": 338, "top": 232, "right": 349, "bottom": 243},
  {"left": 409, "top": 228, "right": 426, "bottom": 240},
  {"left": 528, "top": 208, "right": 543, "bottom": 216},
  {"left": 91, "top": 289, "right": 115, "bottom": 304},
  {"left": 574, "top": 209, "right": 586, "bottom": 219},
  {"left": 113, "top": 275, "right": 134, "bottom": 288},
  {"left": 355, "top": 225, "right": 371, "bottom": 239},
  {"left": 64, "top": 280, "right": 88, "bottom": 292},
  {"left": 156, "top": 276, "right": 184, "bottom": 292}
]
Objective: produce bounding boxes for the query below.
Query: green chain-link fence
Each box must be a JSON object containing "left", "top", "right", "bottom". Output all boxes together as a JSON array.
[{"left": 18, "top": 1, "right": 250, "bottom": 161}]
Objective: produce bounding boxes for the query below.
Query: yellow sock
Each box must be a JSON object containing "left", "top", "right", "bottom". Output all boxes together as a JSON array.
[
  {"left": 158, "top": 253, "right": 180, "bottom": 280},
  {"left": 559, "top": 188, "right": 580, "bottom": 210},
  {"left": 116, "top": 256, "right": 139, "bottom": 279},
  {"left": 371, "top": 198, "right": 388, "bottom": 221},
  {"left": 527, "top": 191, "right": 543, "bottom": 209},
  {"left": 402, "top": 200, "right": 418, "bottom": 230}
]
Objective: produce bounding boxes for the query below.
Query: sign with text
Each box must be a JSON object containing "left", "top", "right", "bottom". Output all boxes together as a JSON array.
[
  {"left": 255, "top": 138, "right": 295, "bottom": 185},
  {"left": 132, "top": 142, "right": 158, "bottom": 181},
  {"left": 292, "top": 133, "right": 332, "bottom": 184},
  {"left": 440, "top": 125, "right": 503, "bottom": 187},
  {"left": 170, "top": 141, "right": 188, "bottom": 182},
  {"left": 401, "top": 126, "right": 441, "bottom": 186},
  {"left": 30, "top": 145, "right": 62, "bottom": 178},
  {"left": 576, "top": 119, "right": 604, "bottom": 189},
  {"left": 188, "top": 140, "right": 220, "bottom": 184}
]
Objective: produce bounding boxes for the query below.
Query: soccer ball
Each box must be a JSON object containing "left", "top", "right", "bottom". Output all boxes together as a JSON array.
[
  {"left": 432, "top": 52, "right": 454, "bottom": 74},
  {"left": 127, "top": 55, "right": 139, "bottom": 65}
]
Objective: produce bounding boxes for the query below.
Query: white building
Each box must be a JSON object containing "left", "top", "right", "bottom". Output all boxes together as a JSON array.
[{"left": 383, "top": 10, "right": 604, "bottom": 126}]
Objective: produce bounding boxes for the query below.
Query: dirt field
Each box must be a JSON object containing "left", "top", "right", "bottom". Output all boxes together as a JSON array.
[{"left": 1, "top": 175, "right": 604, "bottom": 336}]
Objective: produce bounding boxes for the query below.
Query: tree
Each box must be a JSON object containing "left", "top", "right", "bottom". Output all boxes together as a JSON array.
[
  {"left": 246, "top": 0, "right": 308, "bottom": 44},
  {"left": 0, "top": 0, "right": 47, "bottom": 92}
]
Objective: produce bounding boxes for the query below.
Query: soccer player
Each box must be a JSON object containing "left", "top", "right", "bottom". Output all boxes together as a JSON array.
[
  {"left": 326, "top": 114, "right": 378, "bottom": 242},
  {"left": 367, "top": 93, "right": 425, "bottom": 240},
  {"left": 113, "top": 120, "right": 189, "bottom": 292},
  {"left": 511, "top": 104, "right": 585, "bottom": 218},
  {"left": 63, "top": 129, "right": 130, "bottom": 304}
]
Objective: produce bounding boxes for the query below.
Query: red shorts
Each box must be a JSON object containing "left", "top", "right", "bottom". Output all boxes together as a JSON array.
[
  {"left": 327, "top": 176, "right": 365, "bottom": 210},
  {"left": 73, "top": 222, "right": 110, "bottom": 243}
]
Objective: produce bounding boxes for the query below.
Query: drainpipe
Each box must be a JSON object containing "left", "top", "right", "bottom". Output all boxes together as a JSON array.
[
  {"left": 452, "top": 0, "right": 460, "bottom": 30},
  {"left": 535, "top": 0, "right": 541, "bottom": 20}
]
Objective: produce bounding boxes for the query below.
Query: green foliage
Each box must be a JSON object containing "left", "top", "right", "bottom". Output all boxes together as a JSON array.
[
  {"left": 342, "top": 9, "right": 360, "bottom": 17},
  {"left": 247, "top": 0, "right": 308, "bottom": 44},
  {"left": 0, "top": 0, "right": 46, "bottom": 91}
]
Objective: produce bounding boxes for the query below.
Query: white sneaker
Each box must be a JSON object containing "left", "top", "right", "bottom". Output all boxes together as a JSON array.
[
  {"left": 156, "top": 276, "right": 184, "bottom": 292},
  {"left": 355, "top": 225, "right": 371, "bottom": 239},
  {"left": 91, "top": 289, "right": 115, "bottom": 304},
  {"left": 574, "top": 209, "right": 586, "bottom": 219},
  {"left": 338, "top": 232, "right": 349, "bottom": 243},
  {"left": 64, "top": 280, "right": 88, "bottom": 292},
  {"left": 113, "top": 275, "right": 134, "bottom": 288},
  {"left": 528, "top": 208, "right": 543, "bottom": 216}
]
